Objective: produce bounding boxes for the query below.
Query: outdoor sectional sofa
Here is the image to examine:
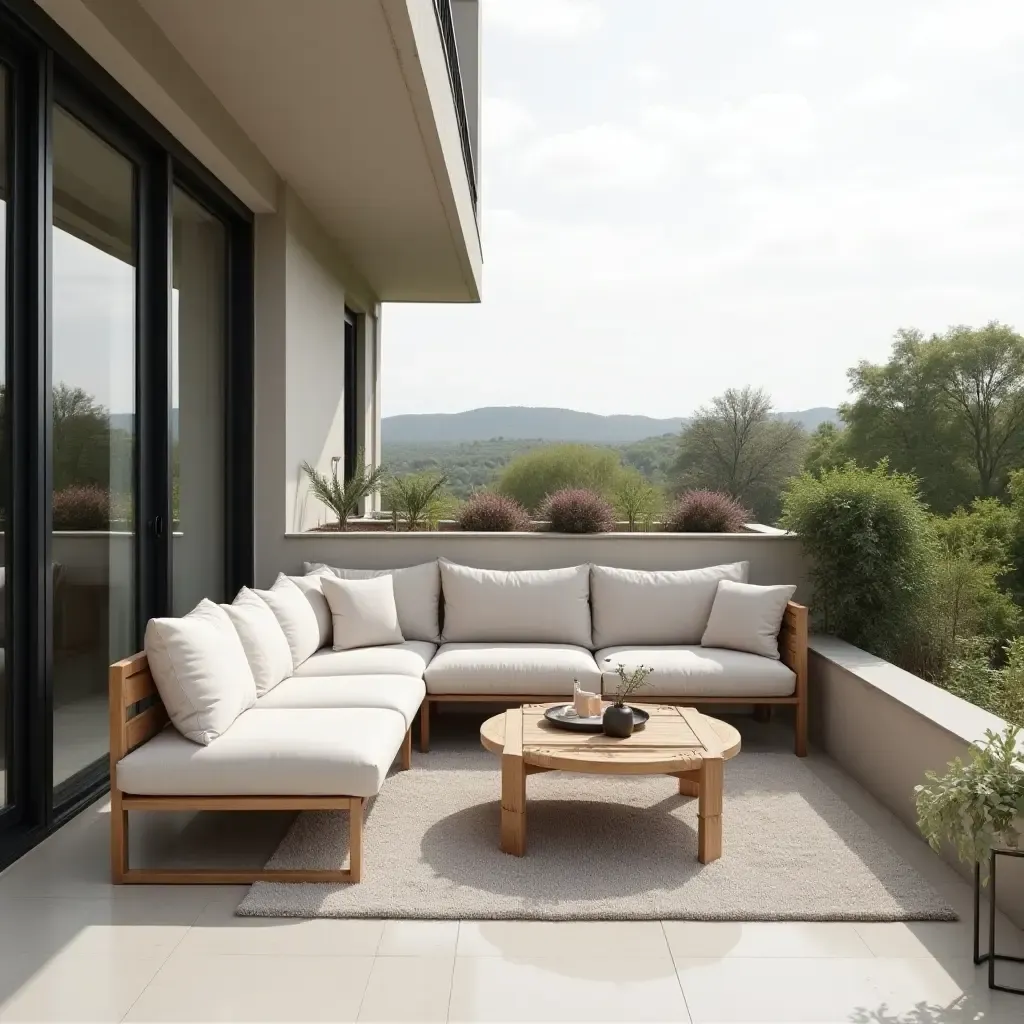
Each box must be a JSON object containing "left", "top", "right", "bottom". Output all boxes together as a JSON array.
[{"left": 108, "top": 558, "right": 807, "bottom": 884}]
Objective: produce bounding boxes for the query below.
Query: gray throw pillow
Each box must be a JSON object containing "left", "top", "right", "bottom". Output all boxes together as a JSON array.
[{"left": 701, "top": 580, "right": 796, "bottom": 659}]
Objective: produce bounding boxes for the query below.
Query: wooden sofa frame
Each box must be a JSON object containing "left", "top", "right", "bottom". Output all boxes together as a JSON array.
[
  {"left": 108, "top": 652, "right": 412, "bottom": 885},
  {"left": 418, "top": 600, "right": 809, "bottom": 757}
]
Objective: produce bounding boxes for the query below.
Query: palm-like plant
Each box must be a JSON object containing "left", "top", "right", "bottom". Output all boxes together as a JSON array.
[
  {"left": 384, "top": 472, "right": 451, "bottom": 530},
  {"left": 302, "top": 449, "right": 387, "bottom": 529}
]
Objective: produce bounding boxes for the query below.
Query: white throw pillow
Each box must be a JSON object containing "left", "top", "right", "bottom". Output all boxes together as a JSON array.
[
  {"left": 321, "top": 575, "right": 405, "bottom": 651},
  {"left": 256, "top": 574, "right": 322, "bottom": 669},
  {"left": 144, "top": 599, "right": 256, "bottom": 745},
  {"left": 222, "top": 588, "right": 293, "bottom": 696},
  {"left": 287, "top": 574, "right": 332, "bottom": 648},
  {"left": 701, "top": 580, "right": 797, "bottom": 659},
  {"left": 590, "top": 562, "right": 750, "bottom": 648},
  {"left": 439, "top": 560, "right": 592, "bottom": 647},
  {"left": 304, "top": 561, "right": 440, "bottom": 642}
]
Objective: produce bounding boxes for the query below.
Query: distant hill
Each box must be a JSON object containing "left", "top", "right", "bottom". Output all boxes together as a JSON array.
[{"left": 381, "top": 405, "right": 837, "bottom": 445}]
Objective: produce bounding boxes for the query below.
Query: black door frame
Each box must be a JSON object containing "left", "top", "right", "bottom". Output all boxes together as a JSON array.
[
  {"left": 343, "top": 309, "right": 359, "bottom": 483},
  {"left": 0, "top": 0, "right": 255, "bottom": 870}
]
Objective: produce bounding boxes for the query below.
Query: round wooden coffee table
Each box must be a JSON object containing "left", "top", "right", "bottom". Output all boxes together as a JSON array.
[{"left": 480, "top": 703, "right": 741, "bottom": 863}]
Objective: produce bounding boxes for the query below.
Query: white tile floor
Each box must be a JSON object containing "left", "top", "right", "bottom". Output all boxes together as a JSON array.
[{"left": 1, "top": 741, "right": 1023, "bottom": 1021}]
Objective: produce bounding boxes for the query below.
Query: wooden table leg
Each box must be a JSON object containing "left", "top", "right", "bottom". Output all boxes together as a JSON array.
[
  {"left": 677, "top": 771, "right": 700, "bottom": 798},
  {"left": 697, "top": 757, "right": 723, "bottom": 864},
  {"left": 500, "top": 707, "right": 526, "bottom": 856}
]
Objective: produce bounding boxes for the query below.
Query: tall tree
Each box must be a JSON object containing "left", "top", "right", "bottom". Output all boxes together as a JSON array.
[
  {"left": 843, "top": 323, "right": 1024, "bottom": 510},
  {"left": 672, "top": 386, "right": 806, "bottom": 522},
  {"left": 930, "top": 322, "right": 1024, "bottom": 498},
  {"left": 803, "top": 421, "right": 847, "bottom": 477}
]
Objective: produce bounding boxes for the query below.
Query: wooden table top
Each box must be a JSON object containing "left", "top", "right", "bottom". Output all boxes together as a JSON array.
[{"left": 480, "top": 704, "right": 741, "bottom": 775}]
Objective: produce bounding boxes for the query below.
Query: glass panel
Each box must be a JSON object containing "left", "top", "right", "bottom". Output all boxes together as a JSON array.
[
  {"left": 0, "top": 67, "right": 8, "bottom": 812},
  {"left": 171, "top": 188, "right": 226, "bottom": 614},
  {"left": 51, "top": 107, "right": 135, "bottom": 791}
]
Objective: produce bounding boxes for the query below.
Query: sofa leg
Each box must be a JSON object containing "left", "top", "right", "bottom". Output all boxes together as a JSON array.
[
  {"left": 419, "top": 700, "right": 430, "bottom": 753},
  {"left": 349, "top": 798, "right": 363, "bottom": 883},
  {"left": 794, "top": 700, "right": 808, "bottom": 757},
  {"left": 753, "top": 705, "right": 771, "bottom": 724},
  {"left": 401, "top": 727, "right": 412, "bottom": 770},
  {"left": 110, "top": 790, "right": 128, "bottom": 884}
]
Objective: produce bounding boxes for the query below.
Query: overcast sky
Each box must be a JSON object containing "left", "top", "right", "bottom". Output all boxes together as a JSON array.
[{"left": 382, "top": 0, "right": 1024, "bottom": 418}]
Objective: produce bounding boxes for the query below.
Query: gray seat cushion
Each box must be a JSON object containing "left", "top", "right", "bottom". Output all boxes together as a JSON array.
[
  {"left": 116, "top": 707, "right": 407, "bottom": 797},
  {"left": 425, "top": 642, "right": 601, "bottom": 695},
  {"left": 595, "top": 646, "right": 796, "bottom": 698},
  {"left": 293, "top": 641, "right": 436, "bottom": 678},
  {"left": 256, "top": 674, "right": 424, "bottom": 727}
]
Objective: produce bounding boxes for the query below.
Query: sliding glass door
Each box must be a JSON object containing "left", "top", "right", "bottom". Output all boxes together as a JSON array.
[
  {"left": 50, "top": 106, "right": 137, "bottom": 796},
  {"left": 0, "top": 65, "right": 9, "bottom": 821},
  {"left": 0, "top": 2, "right": 253, "bottom": 867},
  {"left": 171, "top": 187, "right": 227, "bottom": 615}
]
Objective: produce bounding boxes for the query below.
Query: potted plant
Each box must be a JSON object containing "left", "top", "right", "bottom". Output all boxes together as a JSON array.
[
  {"left": 915, "top": 725, "right": 1024, "bottom": 878},
  {"left": 603, "top": 663, "right": 653, "bottom": 737},
  {"left": 302, "top": 448, "right": 387, "bottom": 529}
]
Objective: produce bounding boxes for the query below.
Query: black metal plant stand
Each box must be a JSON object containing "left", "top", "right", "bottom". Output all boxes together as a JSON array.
[{"left": 973, "top": 849, "right": 1024, "bottom": 995}]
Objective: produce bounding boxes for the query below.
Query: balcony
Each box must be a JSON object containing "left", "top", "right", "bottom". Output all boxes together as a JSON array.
[{"left": 3, "top": 529, "right": 1022, "bottom": 1020}]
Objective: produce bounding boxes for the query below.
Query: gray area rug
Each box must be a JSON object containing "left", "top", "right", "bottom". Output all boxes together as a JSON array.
[{"left": 236, "top": 748, "right": 956, "bottom": 921}]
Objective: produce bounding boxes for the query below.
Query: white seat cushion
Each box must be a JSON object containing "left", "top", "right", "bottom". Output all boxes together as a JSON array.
[
  {"left": 294, "top": 641, "right": 436, "bottom": 678},
  {"left": 116, "top": 708, "right": 407, "bottom": 798},
  {"left": 595, "top": 646, "right": 795, "bottom": 698},
  {"left": 256, "top": 674, "right": 425, "bottom": 727},
  {"left": 425, "top": 642, "right": 601, "bottom": 695},
  {"left": 590, "top": 562, "right": 749, "bottom": 648},
  {"left": 439, "top": 561, "right": 592, "bottom": 647}
]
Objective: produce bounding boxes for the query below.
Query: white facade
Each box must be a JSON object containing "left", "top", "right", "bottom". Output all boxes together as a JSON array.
[{"left": 37, "top": 0, "right": 483, "bottom": 551}]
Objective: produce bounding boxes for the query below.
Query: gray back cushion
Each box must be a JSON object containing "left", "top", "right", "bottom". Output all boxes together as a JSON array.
[
  {"left": 304, "top": 561, "right": 440, "bottom": 643},
  {"left": 590, "top": 562, "right": 749, "bottom": 648},
  {"left": 439, "top": 560, "right": 592, "bottom": 647}
]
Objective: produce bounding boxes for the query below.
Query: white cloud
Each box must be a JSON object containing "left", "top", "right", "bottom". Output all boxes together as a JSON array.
[
  {"left": 630, "top": 62, "right": 667, "bottom": 87},
  {"left": 911, "top": 0, "right": 1024, "bottom": 51},
  {"left": 780, "top": 27, "right": 822, "bottom": 50},
  {"left": 845, "top": 74, "right": 915, "bottom": 108},
  {"left": 482, "top": 96, "right": 534, "bottom": 151},
  {"left": 483, "top": 0, "right": 605, "bottom": 39},
  {"left": 520, "top": 123, "right": 670, "bottom": 189},
  {"left": 646, "top": 93, "right": 816, "bottom": 176}
]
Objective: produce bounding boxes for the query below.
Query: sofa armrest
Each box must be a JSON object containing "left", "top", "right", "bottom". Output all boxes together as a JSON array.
[
  {"left": 109, "top": 652, "right": 168, "bottom": 769},
  {"left": 779, "top": 601, "right": 808, "bottom": 688}
]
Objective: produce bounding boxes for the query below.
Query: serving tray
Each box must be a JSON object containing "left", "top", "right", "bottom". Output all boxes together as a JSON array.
[{"left": 543, "top": 703, "right": 650, "bottom": 733}]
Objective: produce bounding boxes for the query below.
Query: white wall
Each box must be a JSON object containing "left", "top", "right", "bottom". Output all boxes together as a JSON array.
[
  {"left": 254, "top": 185, "right": 382, "bottom": 571},
  {"left": 810, "top": 637, "right": 1024, "bottom": 929}
]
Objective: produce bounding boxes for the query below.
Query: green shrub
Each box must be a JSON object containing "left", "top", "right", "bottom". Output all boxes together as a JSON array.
[
  {"left": 383, "top": 472, "right": 453, "bottom": 530},
  {"left": 613, "top": 471, "right": 662, "bottom": 531},
  {"left": 780, "top": 461, "right": 935, "bottom": 661},
  {"left": 497, "top": 444, "right": 623, "bottom": 513},
  {"left": 302, "top": 448, "right": 387, "bottom": 528}
]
